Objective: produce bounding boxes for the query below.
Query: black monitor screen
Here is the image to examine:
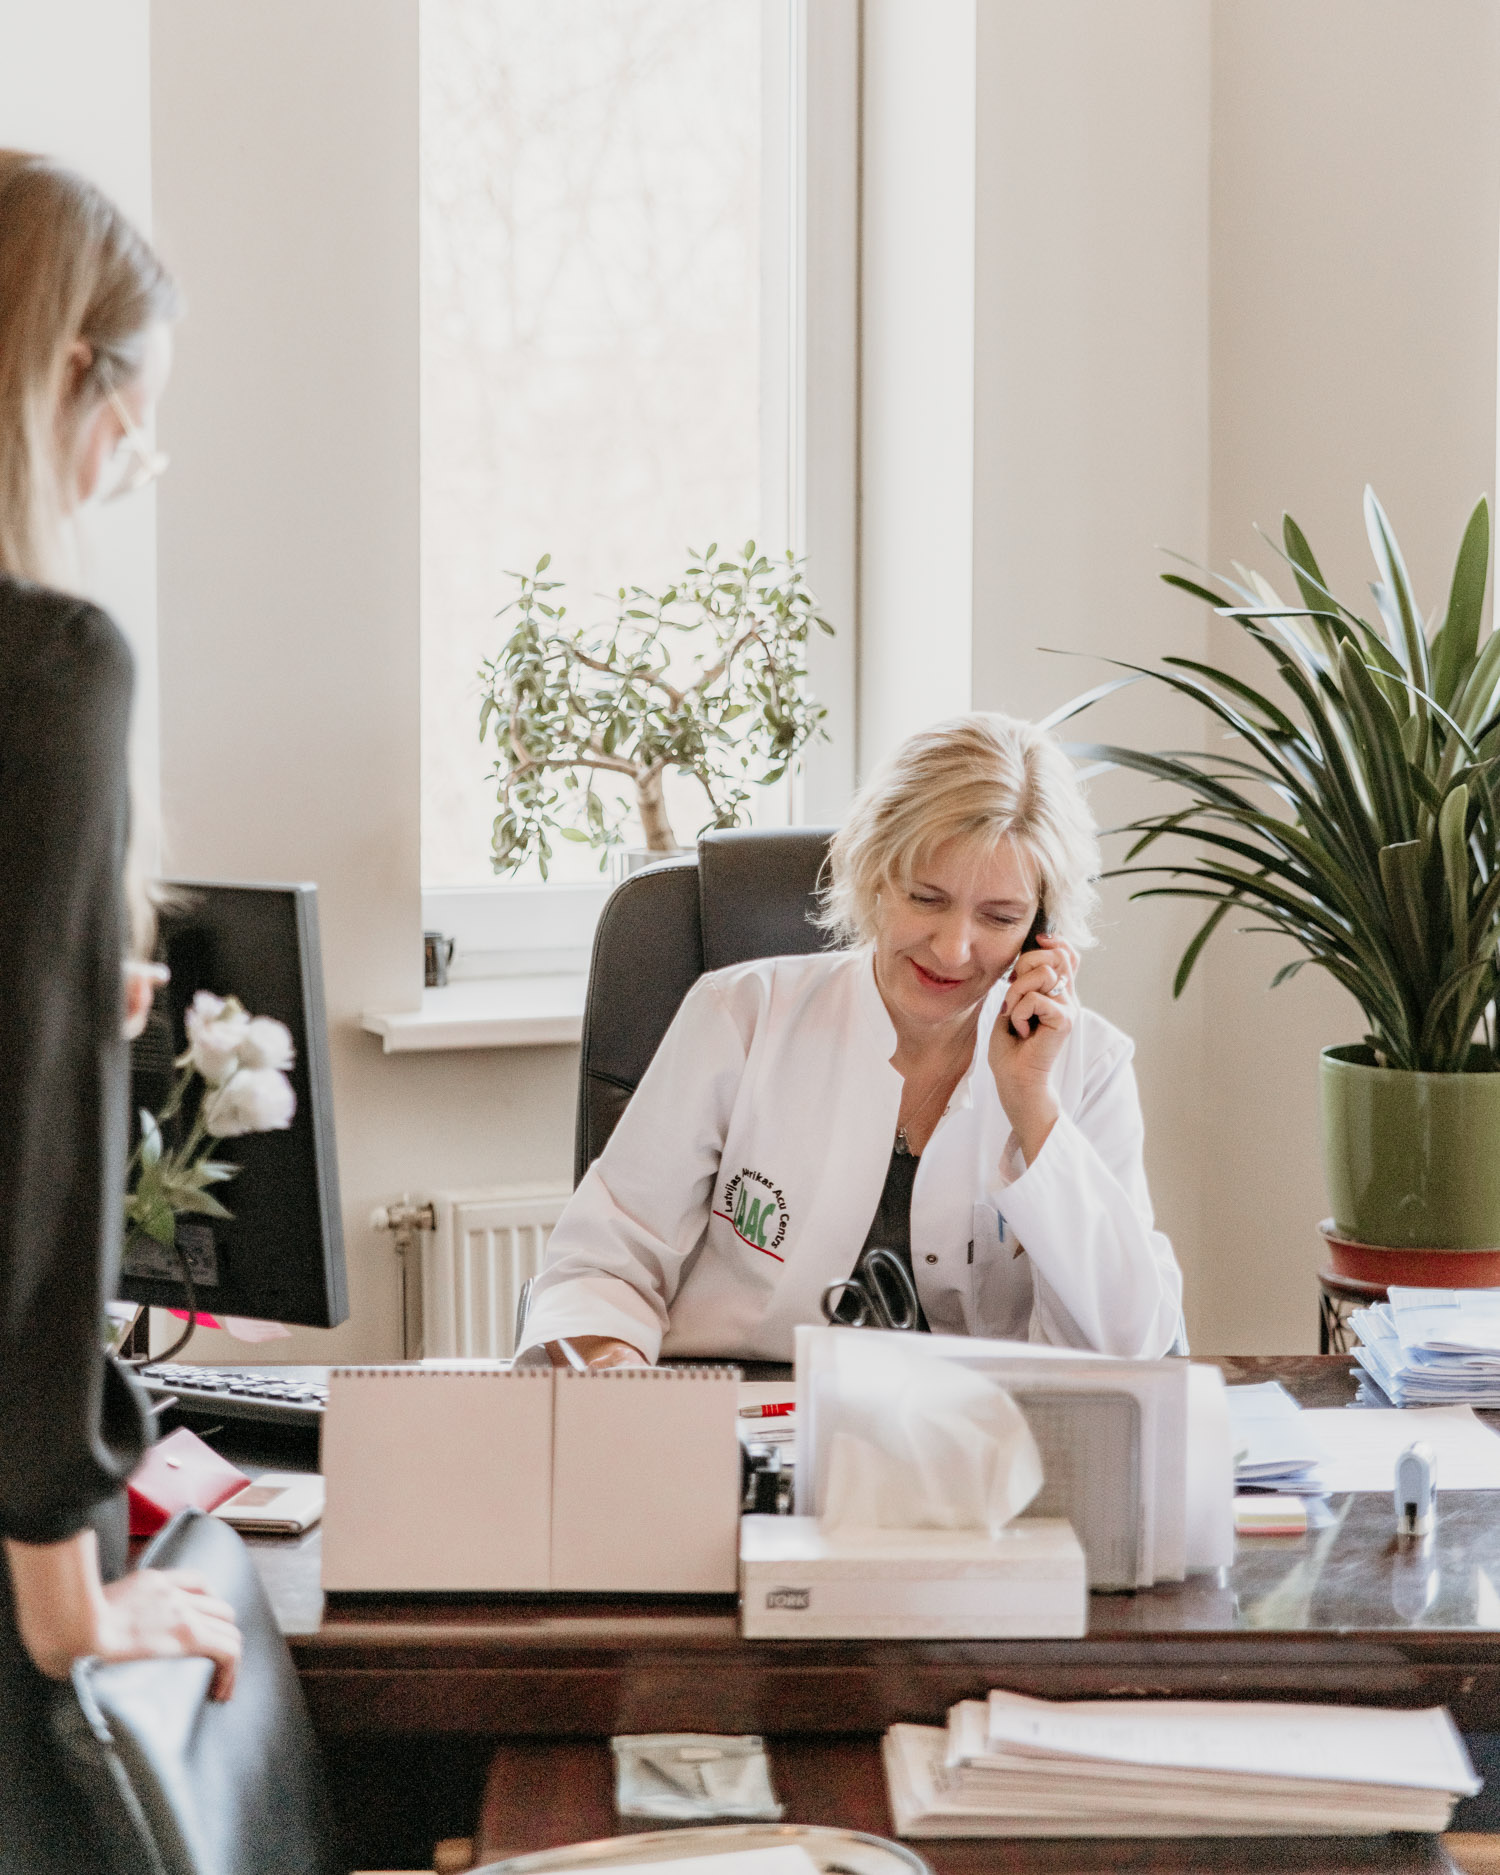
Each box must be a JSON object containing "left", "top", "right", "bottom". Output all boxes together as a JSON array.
[{"left": 120, "top": 881, "right": 348, "bottom": 1329}]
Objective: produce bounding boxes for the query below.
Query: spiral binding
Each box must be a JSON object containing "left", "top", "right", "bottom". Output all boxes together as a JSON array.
[
  {"left": 554, "top": 1364, "right": 742, "bottom": 1381},
  {"left": 328, "top": 1364, "right": 550, "bottom": 1380},
  {"left": 328, "top": 1363, "right": 742, "bottom": 1381}
]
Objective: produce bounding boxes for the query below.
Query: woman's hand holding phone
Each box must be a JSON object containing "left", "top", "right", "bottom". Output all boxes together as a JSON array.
[{"left": 987, "top": 927, "right": 1079, "bottom": 1164}]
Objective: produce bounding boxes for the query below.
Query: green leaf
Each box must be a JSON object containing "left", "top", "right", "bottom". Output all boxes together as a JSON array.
[
  {"left": 1364, "top": 485, "right": 1431, "bottom": 691},
  {"left": 174, "top": 1190, "right": 234, "bottom": 1221},
  {"left": 1439, "top": 781, "right": 1471, "bottom": 964},
  {"left": 1431, "top": 497, "right": 1490, "bottom": 710},
  {"left": 1172, "top": 897, "right": 1235, "bottom": 997},
  {"left": 1377, "top": 839, "right": 1431, "bottom": 989},
  {"left": 558, "top": 826, "right": 591, "bottom": 841},
  {"left": 1037, "top": 674, "right": 1144, "bottom": 733},
  {"left": 1281, "top": 513, "right": 1334, "bottom": 620}
]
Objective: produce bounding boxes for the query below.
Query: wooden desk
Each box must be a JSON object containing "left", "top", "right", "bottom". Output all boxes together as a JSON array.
[{"left": 226, "top": 1355, "right": 1500, "bottom": 1871}]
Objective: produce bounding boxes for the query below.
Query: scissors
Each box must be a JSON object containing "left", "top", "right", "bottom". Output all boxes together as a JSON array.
[{"left": 821, "top": 1246, "right": 923, "bottom": 1331}]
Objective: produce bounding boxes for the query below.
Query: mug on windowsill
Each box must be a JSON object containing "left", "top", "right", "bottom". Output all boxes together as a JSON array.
[{"left": 424, "top": 930, "right": 455, "bottom": 988}]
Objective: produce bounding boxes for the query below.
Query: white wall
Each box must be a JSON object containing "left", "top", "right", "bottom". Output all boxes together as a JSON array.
[
  {"left": 967, "top": 0, "right": 1213, "bottom": 1344},
  {"left": 0, "top": 0, "right": 162, "bottom": 840},
  {"left": 1195, "top": 0, "right": 1500, "bottom": 1352},
  {"left": 858, "top": 0, "right": 978, "bottom": 765},
  {"left": 859, "top": 1, "right": 1215, "bottom": 1340},
  {"left": 150, "top": 0, "right": 578, "bottom": 1364}
]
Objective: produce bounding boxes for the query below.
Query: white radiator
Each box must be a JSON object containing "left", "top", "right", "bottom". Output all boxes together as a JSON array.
[{"left": 420, "top": 1186, "right": 568, "bottom": 1359}]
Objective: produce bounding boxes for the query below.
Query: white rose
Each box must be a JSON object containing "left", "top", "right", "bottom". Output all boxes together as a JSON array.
[
  {"left": 201, "top": 1067, "right": 297, "bottom": 1137},
  {"left": 183, "top": 990, "right": 250, "bottom": 1084},
  {"left": 237, "top": 1016, "right": 295, "bottom": 1073}
]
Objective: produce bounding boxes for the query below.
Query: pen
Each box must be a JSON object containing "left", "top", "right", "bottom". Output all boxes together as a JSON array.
[{"left": 738, "top": 1402, "right": 795, "bottom": 1419}]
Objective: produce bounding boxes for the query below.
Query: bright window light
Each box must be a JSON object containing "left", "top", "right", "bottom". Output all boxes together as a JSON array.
[{"left": 420, "top": 0, "right": 786, "bottom": 888}]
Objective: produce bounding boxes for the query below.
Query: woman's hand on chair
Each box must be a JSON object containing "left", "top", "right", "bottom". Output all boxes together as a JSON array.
[
  {"left": 94, "top": 1568, "right": 242, "bottom": 1701},
  {"left": 544, "top": 1336, "right": 648, "bottom": 1370},
  {"left": 5, "top": 1533, "right": 242, "bottom": 1700}
]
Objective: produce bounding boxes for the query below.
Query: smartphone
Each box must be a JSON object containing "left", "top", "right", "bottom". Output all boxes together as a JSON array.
[{"left": 1011, "top": 907, "right": 1049, "bottom": 1037}]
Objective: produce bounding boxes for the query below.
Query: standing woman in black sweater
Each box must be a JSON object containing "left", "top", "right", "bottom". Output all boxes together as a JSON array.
[{"left": 0, "top": 154, "right": 241, "bottom": 1870}]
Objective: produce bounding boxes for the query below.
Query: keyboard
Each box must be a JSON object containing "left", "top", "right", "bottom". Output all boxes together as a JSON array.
[{"left": 137, "top": 1362, "right": 329, "bottom": 1429}]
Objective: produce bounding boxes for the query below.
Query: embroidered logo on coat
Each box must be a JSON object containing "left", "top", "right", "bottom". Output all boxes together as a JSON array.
[{"left": 714, "top": 1167, "right": 789, "bottom": 1261}]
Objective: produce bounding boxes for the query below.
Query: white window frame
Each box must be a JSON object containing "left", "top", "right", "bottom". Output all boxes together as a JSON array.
[{"left": 418, "top": 0, "right": 860, "bottom": 983}]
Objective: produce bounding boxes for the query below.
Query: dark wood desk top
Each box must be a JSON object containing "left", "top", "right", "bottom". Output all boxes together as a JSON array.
[{"left": 222, "top": 1356, "right": 1500, "bottom": 1739}]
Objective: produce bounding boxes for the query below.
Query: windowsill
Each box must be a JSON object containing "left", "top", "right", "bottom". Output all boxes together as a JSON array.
[{"left": 361, "top": 975, "right": 586, "bottom": 1052}]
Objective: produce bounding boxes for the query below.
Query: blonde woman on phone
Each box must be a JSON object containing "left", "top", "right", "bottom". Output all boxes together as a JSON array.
[
  {"left": 519, "top": 713, "right": 1185, "bottom": 1370},
  {"left": 0, "top": 154, "right": 240, "bottom": 1873}
]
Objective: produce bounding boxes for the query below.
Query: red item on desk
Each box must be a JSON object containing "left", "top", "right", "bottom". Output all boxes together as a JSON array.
[{"left": 127, "top": 1426, "right": 250, "bottom": 1538}]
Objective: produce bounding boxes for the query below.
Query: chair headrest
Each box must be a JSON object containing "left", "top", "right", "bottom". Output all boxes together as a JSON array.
[{"left": 697, "top": 826, "right": 836, "bottom": 972}]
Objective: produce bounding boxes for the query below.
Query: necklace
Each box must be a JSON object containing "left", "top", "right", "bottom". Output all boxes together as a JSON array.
[{"left": 894, "top": 1024, "right": 978, "bottom": 1156}]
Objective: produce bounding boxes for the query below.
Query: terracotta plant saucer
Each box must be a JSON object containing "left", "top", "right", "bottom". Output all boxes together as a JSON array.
[{"left": 1319, "top": 1219, "right": 1500, "bottom": 1289}]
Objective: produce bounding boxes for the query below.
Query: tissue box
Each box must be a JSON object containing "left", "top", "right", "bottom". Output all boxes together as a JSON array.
[{"left": 739, "top": 1515, "right": 1086, "bottom": 1640}]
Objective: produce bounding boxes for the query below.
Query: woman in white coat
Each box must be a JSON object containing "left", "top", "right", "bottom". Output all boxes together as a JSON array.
[{"left": 518, "top": 713, "right": 1184, "bottom": 1368}]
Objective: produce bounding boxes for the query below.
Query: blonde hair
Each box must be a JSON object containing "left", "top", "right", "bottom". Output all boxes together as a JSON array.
[
  {"left": 820, "top": 713, "right": 1101, "bottom": 949},
  {"left": 0, "top": 152, "right": 179, "bottom": 583}
]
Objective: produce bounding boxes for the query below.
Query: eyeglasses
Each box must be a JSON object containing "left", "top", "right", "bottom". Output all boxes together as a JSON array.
[{"left": 101, "top": 388, "right": 169, "bottom": 501}]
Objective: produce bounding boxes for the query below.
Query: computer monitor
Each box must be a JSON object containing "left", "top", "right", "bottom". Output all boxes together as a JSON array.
[{"left": 120, "top": 881, "right": 348, "bottom": 1329}]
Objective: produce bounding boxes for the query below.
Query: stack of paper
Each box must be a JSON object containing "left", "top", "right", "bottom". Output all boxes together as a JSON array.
[
  {"left": 1226, "top": 1381, "right": 1327, "bottom": 1494},
  {"left": 1352, "top": 1288, "right": 1500, "bottom": 1406},
  {"left": 882, "top": 1692, "right": 1480, "bottom": 1838}
]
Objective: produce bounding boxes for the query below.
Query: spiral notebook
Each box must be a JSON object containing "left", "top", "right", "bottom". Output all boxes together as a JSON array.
[{"left": 320, "top": 1364, "right": 740, "bottom": 1594}]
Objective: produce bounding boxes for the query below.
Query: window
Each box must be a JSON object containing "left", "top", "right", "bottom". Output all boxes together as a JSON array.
[{"left": 418, "top": 0, "right": 856, "bottom": 980}]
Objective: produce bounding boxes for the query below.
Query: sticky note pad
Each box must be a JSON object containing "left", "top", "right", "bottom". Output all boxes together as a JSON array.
[{"left": 1234, "top": 1493, "right": 1307, "bottom": 1537}]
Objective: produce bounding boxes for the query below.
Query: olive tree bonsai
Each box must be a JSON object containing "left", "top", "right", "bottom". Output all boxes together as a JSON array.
[{"left": 479, "top": 542, "right": 831, "bottom": 876}]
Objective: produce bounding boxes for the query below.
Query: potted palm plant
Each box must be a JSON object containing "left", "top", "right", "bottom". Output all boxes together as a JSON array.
[{"left": 1062, "top": 488, "right": 1500, "bottom": 1283}]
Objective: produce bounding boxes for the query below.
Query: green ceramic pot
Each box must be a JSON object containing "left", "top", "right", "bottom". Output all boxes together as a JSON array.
[{"left": 1320, "top": 1043, "right": 1500, "bottom": 1249}]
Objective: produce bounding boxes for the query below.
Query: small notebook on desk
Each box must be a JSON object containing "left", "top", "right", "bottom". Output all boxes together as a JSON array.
[{"left": 320, "top": 1364, "right": 740, "bottom": 1594}]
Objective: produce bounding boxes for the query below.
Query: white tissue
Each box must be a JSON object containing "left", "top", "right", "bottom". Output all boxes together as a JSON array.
[{"left": 817, "top": 1335, "right": 1044, "bottom": 1538}]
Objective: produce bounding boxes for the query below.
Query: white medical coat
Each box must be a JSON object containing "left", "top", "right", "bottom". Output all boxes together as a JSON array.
[{"left": 519, "top": 947, "right": 1184, "bottom": 1364}]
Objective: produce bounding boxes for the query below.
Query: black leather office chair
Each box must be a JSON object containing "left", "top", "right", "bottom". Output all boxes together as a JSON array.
[{"left": 573, "top": 826, "right": 836, "bottom": 1183}]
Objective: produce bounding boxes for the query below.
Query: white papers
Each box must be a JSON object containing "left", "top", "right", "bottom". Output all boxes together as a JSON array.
[
  {"left": 1350, "top": 1288, "right": 1500, "bottom": 1405},
  {"left": 1227, "top": 1382, "right": 1328, "bottom": 1495},
  {"left": 1392, "top": 1286, "right": 1500, "bottom": 1354},
  {"left": 880, "top": 1693, "right": 1478, "bottom": 1839},
  {"left": 981, "top": 1691, "right": 1474, "bottom": 1790},
  {"left": 1300, "top": 1403, "right": 1500, "bottom": 1493}
]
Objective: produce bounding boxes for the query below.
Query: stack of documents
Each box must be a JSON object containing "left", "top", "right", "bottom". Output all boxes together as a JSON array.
[
  {"left": 882, "top": 1692, "right": 1480, "bottom": 1837},
  {"left": 1352, "top": 1287, "right": 1500, "bottom": 1406},
  {"left": 1226, "top": 1381, "right": 1327, "bottom": 1494}
]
